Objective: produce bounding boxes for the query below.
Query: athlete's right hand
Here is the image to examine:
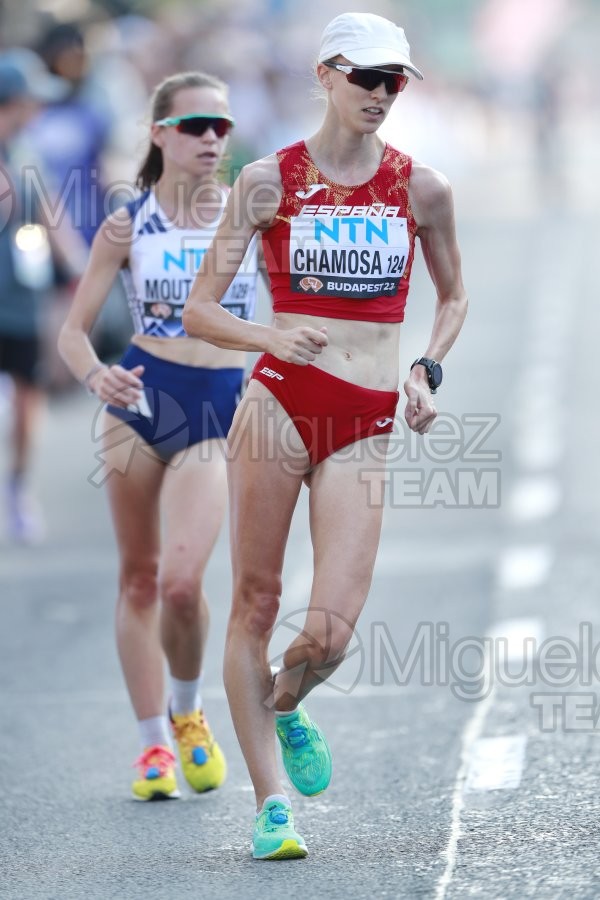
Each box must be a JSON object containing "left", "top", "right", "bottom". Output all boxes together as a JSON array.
[
  {"left": 90, "top": 363, "right": 145, "bottom": 407},
  {"left": 268, "top": 326, "right": 328, "bottom": 365}
]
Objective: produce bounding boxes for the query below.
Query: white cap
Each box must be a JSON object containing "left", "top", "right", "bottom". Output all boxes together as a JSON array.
[{"left": 318, "top": 13, "right": 423, "bottom": 80}]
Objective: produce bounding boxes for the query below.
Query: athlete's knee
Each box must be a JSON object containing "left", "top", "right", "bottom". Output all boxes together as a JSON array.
[
  {"left": 231, "top": 572, "right": 282, "bottom": 635},
  {"left": 160, "top": 573, "right": 201, "bottom": 621},
  {"left": 119, "top": 565, "right": 159, "bottom": 612}
]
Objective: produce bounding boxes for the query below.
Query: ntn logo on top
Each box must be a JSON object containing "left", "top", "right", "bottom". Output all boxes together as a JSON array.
[{"left": 163, "top": 247, "right": 207, "bottom": 273}]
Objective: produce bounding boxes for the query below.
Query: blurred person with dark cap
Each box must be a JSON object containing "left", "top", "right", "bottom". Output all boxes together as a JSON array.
[
  {"left": 25, "top": 22, "right": 127, "bottom": 377},
  {"left": 0, "top": 50, "right": 72, "bottom": 542},
  {"left": 184, "top": 12, "right": 467, "bottom": 859},
  {"left": 31, "top": 21, "right": 110, "bottom": 248}
]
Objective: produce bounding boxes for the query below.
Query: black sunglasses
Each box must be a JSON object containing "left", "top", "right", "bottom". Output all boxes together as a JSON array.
[
  {"left": 155, "top": 113, "right": 235, "bottom": 138},
  {"left": 323, "top": 62, "right": 409, "bottom": 95}
]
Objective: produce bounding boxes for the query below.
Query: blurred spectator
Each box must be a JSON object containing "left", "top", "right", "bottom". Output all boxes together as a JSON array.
[
  {"left": 25, "top": 21, "right": 131, "bottom": 380},
  {"left": 30, "top": 22, "right": 109, "bottom": 247},
  {"left": 0, "top": 51, "right": 71, "bottom": 542}
]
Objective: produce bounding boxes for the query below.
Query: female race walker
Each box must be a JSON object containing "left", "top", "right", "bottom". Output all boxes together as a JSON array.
[
  {"left": 59, "top": 72, "right": 258, "bottom": 800},
  {"left": 184, "top": 13, "right": 467, "bottom": 858}
]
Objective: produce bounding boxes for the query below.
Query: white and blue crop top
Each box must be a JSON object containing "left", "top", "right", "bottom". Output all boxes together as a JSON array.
[{"left": 120, "top": 188, "right": 257, "bottom": 338}]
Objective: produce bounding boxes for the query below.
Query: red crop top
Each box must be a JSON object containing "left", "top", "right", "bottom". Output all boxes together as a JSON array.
[{"left": 261, "top": 140, "right": 417, "bottom": 323}]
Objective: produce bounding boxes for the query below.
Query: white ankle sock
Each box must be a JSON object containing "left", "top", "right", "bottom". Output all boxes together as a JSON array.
[
  {"left": 138, "top": 715, "right": 171, "bottom": 751},
  {"left": 170, "top": 675, "right": 202, "bottom": 715},
  {"left": 259, "top": 793, "right": 292, "bottom": 813}
]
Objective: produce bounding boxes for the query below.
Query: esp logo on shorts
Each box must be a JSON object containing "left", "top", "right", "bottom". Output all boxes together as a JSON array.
[
  {"left": 299, "top": 276, "right": 323, "bottom": 292},
  {"left": 259, "top": 367, "right": 284, "bottom": 380}
]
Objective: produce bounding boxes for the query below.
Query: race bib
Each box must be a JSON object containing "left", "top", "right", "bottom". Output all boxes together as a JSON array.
[{"left": 289, "top": 213, "right": 409, "bottom": 299}]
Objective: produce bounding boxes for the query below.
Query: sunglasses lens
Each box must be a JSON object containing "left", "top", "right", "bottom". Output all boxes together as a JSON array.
[
  {"left": 347, "top": 68, "right": 380, "bottom": 91},
  {"left": 176, "top": 117, "right": 232, "bottom": 137},
  {"left": 346, "top": 68, "right": 408, "bottom": 94}
]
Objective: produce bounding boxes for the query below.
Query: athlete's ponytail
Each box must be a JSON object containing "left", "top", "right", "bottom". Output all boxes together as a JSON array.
[{"left": 136, "top": 71, "right": 229, "bottom": 190}]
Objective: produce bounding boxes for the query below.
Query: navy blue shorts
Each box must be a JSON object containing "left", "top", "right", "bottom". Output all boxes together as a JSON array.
[
  {"left": 0, "top": 334, "right": 42, "bottom": 385},
  {"left": 106, "top": 345, "right": 243, "bottom": 461}
]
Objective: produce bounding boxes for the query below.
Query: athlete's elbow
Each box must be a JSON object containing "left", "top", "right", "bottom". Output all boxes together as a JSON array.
[{"left": 182, "top": 301, "right": 205, "bottom": 339}]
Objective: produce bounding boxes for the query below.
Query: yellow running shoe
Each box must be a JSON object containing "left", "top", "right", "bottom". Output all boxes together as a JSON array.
[
  {"left": 170, "top": 709, "right": 226, "bottom": 793},
  {"left": 131, "top": 745, "right": 181, "bottom": 801}
]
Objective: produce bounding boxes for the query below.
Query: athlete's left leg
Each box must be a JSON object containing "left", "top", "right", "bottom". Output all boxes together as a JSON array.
[{"left": 274, "top": 435, "right": 390, "bottom": 708}]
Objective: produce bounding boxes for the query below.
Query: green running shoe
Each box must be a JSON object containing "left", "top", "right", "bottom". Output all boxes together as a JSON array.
[
  {"left": 275, "top": 704, "right": 332, "bottom": 796},
  {"left": 252, "top": 800, "right": 308, "bottom": 860}
]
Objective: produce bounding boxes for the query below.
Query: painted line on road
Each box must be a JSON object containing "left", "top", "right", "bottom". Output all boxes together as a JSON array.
[
  {"left": 486, "top": 616, "right": 544, "bottom": 661},
  {"left": 434, "top": 612, "right": 541, "bottom": 898},
  {"left": 435, "top": 679, "right": 496, "bottom": 900},
  {"left": 465, "top": 735, "right": 527, "bottom": 792},
  {"left": 507, "top": 476, "right": 562, "bottom": 522},
  {"left": 513, "top": 430, "right": 564, "bottom": 470},
  {"left": 496, "top": 544, "right": 554, "bottom": 590},
  {"left": 510, "top": 228, "right": 577, "bottom": 474}
]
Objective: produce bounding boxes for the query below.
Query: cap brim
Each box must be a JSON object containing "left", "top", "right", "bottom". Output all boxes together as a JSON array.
[{"left": 343, "top": 48, "right": 424, "bottom": 80}]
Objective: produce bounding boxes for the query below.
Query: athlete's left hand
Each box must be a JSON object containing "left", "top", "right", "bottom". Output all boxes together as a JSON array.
[{"left": 403, "top": 371, "right": 437, "bottom": 434}]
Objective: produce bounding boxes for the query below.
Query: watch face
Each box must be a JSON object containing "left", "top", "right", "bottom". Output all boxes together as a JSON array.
[{"left": 432, "top": 363, "right": 443, "bottom": 387}]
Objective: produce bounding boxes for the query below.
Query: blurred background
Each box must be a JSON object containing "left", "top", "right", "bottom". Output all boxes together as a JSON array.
[
  {"left": 0, "top": 0, "right": 598, "bottom": 382},
  {"left": 2, "top": 3, "right": 600, "bottom": 895}
]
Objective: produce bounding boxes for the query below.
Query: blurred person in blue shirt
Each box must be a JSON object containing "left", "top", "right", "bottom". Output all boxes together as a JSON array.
[
  {"left": 0, "top": 51, "right": 84, "bottom": 542},
  {"left": 29, "top": 22, "right": 110, "bottom": 248},
  {"left": 26, "top": 22, "right": 130, "bottom": 380}
]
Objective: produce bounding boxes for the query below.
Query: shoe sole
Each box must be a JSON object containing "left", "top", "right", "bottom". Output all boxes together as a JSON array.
[
  {"left": 252, "top": 839, "right": 308, "bottom": 860},
  {"left": 185, "top": 782, "right": 224, "bottom": 794},
  {"left": 277, "top": 708, "right": 332, "bottom": 797},
  {"left": 285, "top": 745, "right": 333, "bottom": 797},
  {"left": 132, "top": 789, "right": 181, "bottom": 801}
]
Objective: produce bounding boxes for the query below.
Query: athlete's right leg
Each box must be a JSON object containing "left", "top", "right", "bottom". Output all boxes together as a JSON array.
[
  {"left": 224, "top": 381, "right": 309, "bottom": 811},
  {"left": 102, "top": 413, "right": 166, "bottom": 727}
]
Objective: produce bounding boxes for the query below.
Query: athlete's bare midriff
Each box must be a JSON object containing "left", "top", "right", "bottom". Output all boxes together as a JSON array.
[
  {"left": 273, "top": 312, "right": 400, "bottom": 391},
  {"left": 131, "top": 333, "right": 246, "bottom": 369}
]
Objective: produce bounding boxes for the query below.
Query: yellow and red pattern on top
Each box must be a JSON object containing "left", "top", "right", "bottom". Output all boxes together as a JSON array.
[{"left": 262, "top": 140, "right": 417, "bottom": 322}]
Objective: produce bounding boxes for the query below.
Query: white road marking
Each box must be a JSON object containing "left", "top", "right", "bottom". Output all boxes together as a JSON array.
[
  {"left": 513, "top": 430, "right": 565, "bottom": 470},
  {"left": 496, "top": 545, "right": 553, "bottom": 590},
  {"left": 486, "top": 616, "right": 544, "bottom": 661},
  {"left": 465, "top": 735, "right": 527, "bottom": 791},
  {"left": 435, "top": 682, "right": 496, "bottom": 900},
  {"left": 434, "top": 614, "right": 540, "bottom": 898},
  {"left": 508, "top": 476, "right": 562, "bottom": 521}
]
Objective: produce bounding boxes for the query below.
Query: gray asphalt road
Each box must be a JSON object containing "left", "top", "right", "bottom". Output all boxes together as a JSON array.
[{"left": 2, "top": 165, "right": 600, "bottom": 899}]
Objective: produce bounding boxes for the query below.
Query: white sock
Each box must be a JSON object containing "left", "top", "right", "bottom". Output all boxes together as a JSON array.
[
  {"left": 274, "top": 707, "right": 298, "bottom": 717},
  {"left": 170, "top": 674, "right": 202, "bottom": 715},
  {"left": 138, "top": 715, "right": 171, "bottom": 751},
  {"left": 259, "top": 793, "right": 292, "bottom": 814}
]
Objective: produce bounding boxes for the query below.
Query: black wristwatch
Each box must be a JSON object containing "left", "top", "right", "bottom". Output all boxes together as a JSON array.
[{"left": 411, "top": 357, "right": 443, "bottom": 394}]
